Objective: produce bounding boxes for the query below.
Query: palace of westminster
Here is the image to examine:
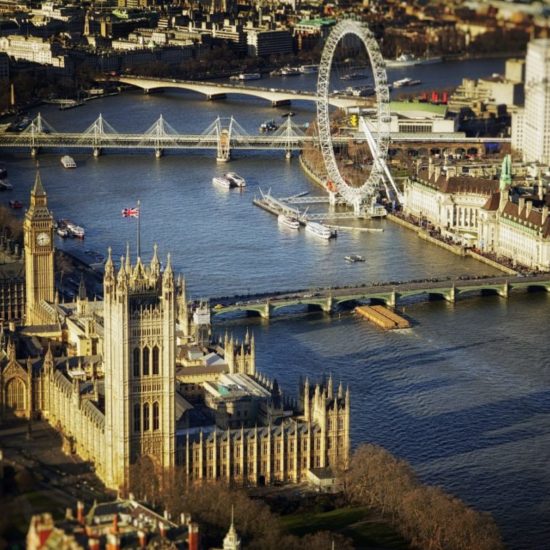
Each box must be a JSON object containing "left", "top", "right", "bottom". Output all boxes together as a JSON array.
[{"left": 0, "top": 174, "right": 350, "bottom": 491}]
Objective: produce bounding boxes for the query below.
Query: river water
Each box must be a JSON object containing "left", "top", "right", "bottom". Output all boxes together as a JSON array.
[{"left": 2, "top": 58, "right": 549, "bottom": 549}]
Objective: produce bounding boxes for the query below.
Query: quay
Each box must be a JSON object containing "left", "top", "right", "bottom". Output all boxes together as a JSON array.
[
  {"left": 209, "top": 273, "right": 550, "bottom": 320},
  {"left": 355, "top": 305, "right": 410, "bottom": 330}
]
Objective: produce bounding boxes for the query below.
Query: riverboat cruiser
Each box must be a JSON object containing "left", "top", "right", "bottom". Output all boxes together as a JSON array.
[
  {"left": 278, "top": 214, "right": 300, "bottom": 230},
  {"left": 392, "top": 77, "right": 421, "bottom": 88},
  {"left": 8, "top": 200, "right": 22, "bottom": 209},
  {"left": 212, "top": 176, "right": 232, "bottom": 189},
  {"left": 299, "top": 64, "right": 318, "bottom": 74},
  {"left": 61, "top": 155, "right": 77, "bottom": 168},
  {"left": 345, "top": 254, "right": 365, "bottom": 263},
  {"left": 305, "top": 222, "right": 336, "bottom": 240},
  {"left": 56, "top": 227, "right": 70, "bottom": 238},
  {"left": 238, "top": 73, "right": 261, "bottom": 81},
  {"left": 225, "top": 172, "right": 246, "bottom": 187},
  {"left": 341, "top": 70, "right": 370, "bottom": 81},
  {"left": 280, "top": 66, "right": 300, "bottom": 76}
]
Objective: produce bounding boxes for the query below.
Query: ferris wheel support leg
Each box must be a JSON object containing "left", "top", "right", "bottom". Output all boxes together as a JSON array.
[
  {"left": 353, "top": 199, "right": 364, "bottom": 217},
  {"left": 328, "top": 191, "right": 337, "bottom": 206}
]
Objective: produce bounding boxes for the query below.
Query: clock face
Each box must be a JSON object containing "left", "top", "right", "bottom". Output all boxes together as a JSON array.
[{"left": 36, "top": 232, "right": 50, "bottom": 247}]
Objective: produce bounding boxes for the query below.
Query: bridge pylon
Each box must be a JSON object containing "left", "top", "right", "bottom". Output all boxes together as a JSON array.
[{"left": 81, "top": 114, "right": 118, "bottom": 157}]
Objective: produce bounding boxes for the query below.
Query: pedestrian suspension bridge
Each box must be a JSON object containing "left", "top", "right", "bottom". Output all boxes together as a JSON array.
[{"left": 0, "top": 113, "right": 325, "bottom": 161}]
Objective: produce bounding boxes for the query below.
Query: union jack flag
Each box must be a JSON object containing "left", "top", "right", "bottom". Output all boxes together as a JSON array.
[{"left": 122, "top": 207, "right": 139, "bottom": 218}]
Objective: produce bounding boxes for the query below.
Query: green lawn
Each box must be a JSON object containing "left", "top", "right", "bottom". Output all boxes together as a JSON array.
[{"left": 281, "top": 506, "right": 409, "bottom": 549}]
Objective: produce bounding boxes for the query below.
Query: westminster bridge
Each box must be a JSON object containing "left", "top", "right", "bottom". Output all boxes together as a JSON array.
[{"left": 209, "top": 274, "right": 550, "bottom": 320}]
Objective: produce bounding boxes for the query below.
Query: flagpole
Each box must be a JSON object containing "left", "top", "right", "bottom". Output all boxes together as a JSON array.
[{"left": 137, "top": 199, "right": 141, "bottom": 258}]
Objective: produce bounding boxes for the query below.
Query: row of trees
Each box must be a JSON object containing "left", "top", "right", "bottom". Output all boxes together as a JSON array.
[
  {"left": 128, "top": 462, "right": 353, "bottom": 550},
  {"left": 343, "top": 444, "right": 504, "bottom": 550}
]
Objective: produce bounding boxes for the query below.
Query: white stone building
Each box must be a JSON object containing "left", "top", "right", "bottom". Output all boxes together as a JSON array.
[{"left": 403, "top": 162, "right": 499, "bottom": 243}]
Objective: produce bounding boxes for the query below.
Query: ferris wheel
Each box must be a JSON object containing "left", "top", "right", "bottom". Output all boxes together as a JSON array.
[{"left": 316, "top": 20, "right": 397, "bottom": 215}]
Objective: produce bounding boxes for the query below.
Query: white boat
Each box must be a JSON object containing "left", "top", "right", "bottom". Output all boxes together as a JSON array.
[
  {"left": 212, "top": 176, "right": 232, "bottom": 189},
  {"left": 238, "top": 73, "right": 261, "bottom": 81},
  {"left": 66, "top": 221, "right": 85, "bottom": 239},
  {"left": 0, "top": 180, "right": 12, "bottom": 191},
  {"left": 225, "top": 172, "right": 246, "bottom": 187},
  {"left": 278, "top": 214, "right": 300, "bottom": 230},
  {"left": 345, "top": 254, "right": 365, "bottom": 263},
  {"left": 386, "top": 54, "right": 417, "bottom": 68},
  {"left": 299, "top": 64, "right": 318, "bottom": 74},
  {"left": 280, "top": 66, "right": 300, "bottom": 76},
  {"left": 392, "top": 77, "right": 413, "bottom": 88},
  {"left": 61, "top": 155, "right": 76, "bottom": 168},
  {"left": 305, "top": 222, "right": 336, "bottom": 240}
]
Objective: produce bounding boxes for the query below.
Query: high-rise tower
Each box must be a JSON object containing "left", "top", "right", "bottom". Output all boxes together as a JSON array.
[
  {"left": 24, "top": 172, "right": 54, "bottom": 326},
  {"left": 103, "top": 247, "right": 176, "bottom": 491},
  {"left": 523, "top": 39, "right": 550, "bottom": 164}
]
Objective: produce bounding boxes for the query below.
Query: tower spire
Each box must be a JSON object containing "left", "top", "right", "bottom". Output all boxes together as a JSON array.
[{"left": 32, "top": 168, "right": 46, "bottom": 197}]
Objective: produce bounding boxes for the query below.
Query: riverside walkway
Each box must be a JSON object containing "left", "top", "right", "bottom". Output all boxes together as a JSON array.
[{"left": 210, "top": 274, "right": 550, "bottom": 320}]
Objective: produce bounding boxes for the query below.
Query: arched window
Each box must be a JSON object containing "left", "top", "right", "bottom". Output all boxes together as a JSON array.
[
  {"left": 153, "top": 401, "right": 160, "bottom": 431},
  {"left": 133, "top": 347, "right": 140, "bottom": 377},
  {"left": 143, "top": 403, "right": 150, "bottom": 431},
  {"left": 152, "top": 346, "right": 160, "bottom": 375},
  {"left": 6, "top": 378, "right": 26, "bottom": 413},
  {"left": 142, "top": 346, "right": 150, "bottom": 376},
  {"left": 133, "top": 403, "right": 141, "bottom": 433}
]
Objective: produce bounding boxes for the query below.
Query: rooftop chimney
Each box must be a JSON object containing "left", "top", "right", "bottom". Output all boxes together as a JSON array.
[
  {"left": 159, "top": 522, "right": 167, "bottom": 538},
  {"left": 518, "top": 196, "right": 525, "bottom": 212},
  {"left": 106, "top": 533, "right": 120, "bottom": 550},
  {"left": 543, "top": 205, "right": 549, "bottom": 224},
  {"left": 88, "top": 538, "right": 100, "bottom": 550},
  {"left": 138, "top": 529, "right": 147, "bottom": 548}
]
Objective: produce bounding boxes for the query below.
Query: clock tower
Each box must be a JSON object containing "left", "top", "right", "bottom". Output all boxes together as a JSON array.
[{"left": 24, "top": 172, "right": 55, "bottom": 326}]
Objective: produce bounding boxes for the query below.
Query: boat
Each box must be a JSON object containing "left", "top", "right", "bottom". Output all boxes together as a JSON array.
[
  {"left": 281, "top": 112, "right": 295, "bottom": 118},
  {"left": 56, "top": 227, "right": 70, "bottom": 238},
  {"left": 65, "top": 221, "right": 85, "bottom": 239},
  {"left": 0, "top": 167, "right": 7, "bottom": 179},
  {"left": 392, "top": 77, "right": 413, "bottom": 88},
  {"left": 278, "top": 214, "right": 300, "bottom": 230},
  {"left": 299, "top": 64, "right": 318, "bottom": 74},
  {"left": 280, "top": 66, "right": 300, "bottom": 76},
  {"left": 238, "top": 73, "right": 261, "bottom": 81},
  {"left": 259, "top": 119, "right": 278, "bottom": 133},
  {"left": 8, "top": 200, "right": 22, "bottom": 209},
  {"left": 212, "top": 176, "right": 232, "bottom": 189},
  {"left": 386, "top": 54, "right": 417, "bottom": 68},
  {"left": 61, "top": 155, "right": 77, "bottom": 168},
  {"left": 225, "top": 172, "right": 246, "bottom": 187},
  {"left": 345, "top": 254, "right": 365, "bottom": 263},
  {"left": 0, "top": 180, "right": 13, "bottom": 191},
  {"left": 305, "top": 222, "right": 336, "bottom": 240}
]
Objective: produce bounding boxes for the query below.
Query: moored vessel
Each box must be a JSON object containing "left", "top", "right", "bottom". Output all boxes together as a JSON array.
[
  {"left": 238, "top": 73, "right": 261, "bottom": 81},
  {"left": 278, "top": 214, "right": 300, "bottom": 230},
  {"left": 8, "top": 200, "right": 22, "bottom": 209},
  {"left": 280, "top": 66, "right": 300, "bottom": 76},
  {"left": 305, "top": 222, "right": 336, "bottom": 240},
  {"left": 299, "top": 64, "right": 318, "bottom": 74},
  {"left": 61, "top": 155, "right": 76, "bottom": 168}
]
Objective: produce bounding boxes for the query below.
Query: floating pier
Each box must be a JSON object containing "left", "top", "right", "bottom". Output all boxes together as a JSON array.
[{"left": 355, "top": 305, "right": 410, "bottom": 330}]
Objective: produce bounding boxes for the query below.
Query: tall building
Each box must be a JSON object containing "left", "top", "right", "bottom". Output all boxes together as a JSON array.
[
  {"left": 23, "top": 172, "right": 55, "bottom": 326},
  {"left": 522, "top": 39, "right": 550, "bottom": 164},
  {"left": 103, "top": 247, "right": 177, "bottom": 489}
]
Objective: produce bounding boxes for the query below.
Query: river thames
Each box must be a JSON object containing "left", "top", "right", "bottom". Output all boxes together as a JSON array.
[{"left": 2, "top": 58, "right": 550, "bottom": 549}]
